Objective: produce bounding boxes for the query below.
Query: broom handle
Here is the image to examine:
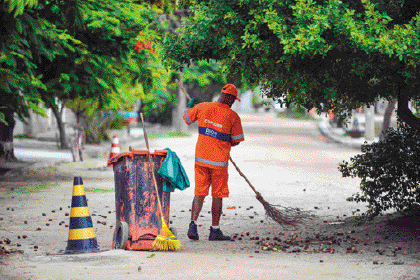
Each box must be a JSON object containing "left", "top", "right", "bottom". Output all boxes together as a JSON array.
[
  {"left": 228, "top": 156, "right": 260, "bottom": 195},
  {"left": 175, "top": 79, "right": 260, "bottom": 197},
  {"left": 176, "top": 79, "right": 192, "bottom": 101},
  {"left": 140, "top": 113, "right": 165, "bottom": 218}
]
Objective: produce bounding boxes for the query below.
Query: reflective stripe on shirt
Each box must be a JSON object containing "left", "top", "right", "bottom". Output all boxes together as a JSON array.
[
  {"left": 184, "top": 110, "right": 193, "bottom": 125},
  {"left": 198, "top": 126, "right": 231, "bottom": 142},
  {"left": 195, "top": 157, "right": 228, "bottom": 167},
  {"left": 231, "top": 133, "right": 244, "bottom": 141}
]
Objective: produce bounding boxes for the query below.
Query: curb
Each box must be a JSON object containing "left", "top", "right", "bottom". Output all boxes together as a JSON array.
[{"left": 317, "top": 120, "right": 379, "bottom": 150}]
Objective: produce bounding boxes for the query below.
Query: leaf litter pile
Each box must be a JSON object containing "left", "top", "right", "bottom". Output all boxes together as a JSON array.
[{"left": 224, "top": 204, "right": 420, "bottom": 264}]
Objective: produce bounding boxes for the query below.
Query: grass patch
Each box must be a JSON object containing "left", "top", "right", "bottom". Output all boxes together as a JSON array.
[
  {"left": 12, "top": 183, "right": 55, "bottom": 194},
  {"left": 84, "top": 187, "right": 114, "bottom": 193},
  {"left": 142, "top": 131, "right": 191, "bottom": 139},
  {"left": 276, "top": 111, "right": 316, "bottom": 120},
  {"left": 14, "top": 134, "right": 35, "bottom": 139}
]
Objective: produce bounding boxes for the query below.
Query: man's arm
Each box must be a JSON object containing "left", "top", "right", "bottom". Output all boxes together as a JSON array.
[
  {"left": 184, "top": 101, "right": 201, "bottom": 125},
  {"left": 230, "top": 114, "right": 244, "bottom": 146}
]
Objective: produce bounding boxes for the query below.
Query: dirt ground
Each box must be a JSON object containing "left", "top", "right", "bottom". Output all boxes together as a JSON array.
[{"left": 0, "top": 161, "right": 419, "bottom": 280}]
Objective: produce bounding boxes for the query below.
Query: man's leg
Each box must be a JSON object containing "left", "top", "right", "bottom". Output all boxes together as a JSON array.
[
  {"left": 188, "top": 164, "right": 211, "bottom": 240},
  {"left": 211, "top": 197, "right": 223, "bottom": 226},
  {"left": 188, "top": 195, "right": 205, "bottom": 240},
  {"left": 209, "top": 167, "right": 231, "bottom": 241},
  {"left": 191, "top": 195, "right": 206, "bottom": 222}
]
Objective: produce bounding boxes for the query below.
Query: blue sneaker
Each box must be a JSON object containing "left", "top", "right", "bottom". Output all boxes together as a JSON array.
[
  {"left": 209, "top": 227, "right": 231, "bottom": 241},
  {"left": 187, "top": 221, "right": 199, "bottom": 240}
]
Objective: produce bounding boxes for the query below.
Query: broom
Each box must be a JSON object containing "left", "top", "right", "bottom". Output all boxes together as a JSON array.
[
  {"left": 140, "top": 113, "right": 182, "bottom": 251},
  {"left": 175, "top": 79, "right": 312, "bottom": 228}
]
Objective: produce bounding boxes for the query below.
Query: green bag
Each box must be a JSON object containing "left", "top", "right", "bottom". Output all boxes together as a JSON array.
[{"left": 158, "top": 148, "right": 190, "bottom": 192}]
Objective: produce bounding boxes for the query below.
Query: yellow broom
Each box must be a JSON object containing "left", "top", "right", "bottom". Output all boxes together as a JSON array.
[{"left": 140, "top": 113, "right": 182, "bottom": 251}]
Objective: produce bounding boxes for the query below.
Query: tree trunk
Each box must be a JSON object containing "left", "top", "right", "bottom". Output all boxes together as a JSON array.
[
  {"left": 380, "top": 99, "right": 397, "bottom": 141},
  {"left": 0, "top": 109, "right": 17, "bottom": 162},
  {"left": 48, "top": 99, "right": 69, "bottom": 149},
  {"left": 172, "top": 70, "right": 188, "bottom": 132},
  {"left": 24, "top": 112, "right": 35, "bottom": 137},
  {"left": 397, "top": 90, "right": 420, "bottom": 130}
]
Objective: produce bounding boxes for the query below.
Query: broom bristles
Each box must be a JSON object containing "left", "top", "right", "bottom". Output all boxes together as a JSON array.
[
  {"left": 152, "top": 217, "right": 182, "bottom": 251},
  {"left": 153, "top": 236, "right": 182, "bottom": 251},
  {"left": 256, "top": 193, "right": 313, "bottom": 228}
]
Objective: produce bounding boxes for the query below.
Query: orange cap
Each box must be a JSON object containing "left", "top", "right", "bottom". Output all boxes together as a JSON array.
[{"left": 221, "top": 84, "right": 240, "bottom": 101}]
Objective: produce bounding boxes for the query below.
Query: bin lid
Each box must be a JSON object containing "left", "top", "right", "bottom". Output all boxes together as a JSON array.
[
  {"left": 154, "top": 150, "right": 168, "bottom": 156},
  {"left": 108, "top": 149, "right": 168, "bottom": 165}
]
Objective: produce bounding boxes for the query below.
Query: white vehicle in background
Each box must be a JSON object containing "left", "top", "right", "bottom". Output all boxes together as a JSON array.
[{"left": 272, "top": 99, "right": 287, "bottom": 112}]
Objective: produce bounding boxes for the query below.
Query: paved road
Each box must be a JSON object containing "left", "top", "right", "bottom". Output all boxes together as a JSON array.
[{"left": 223, "top": 113, "right": 363, "bottom": 218}]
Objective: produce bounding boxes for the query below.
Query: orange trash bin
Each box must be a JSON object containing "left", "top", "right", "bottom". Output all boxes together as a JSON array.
[{"left": 108, "top": 149, "right": 171, "bottom": 250}]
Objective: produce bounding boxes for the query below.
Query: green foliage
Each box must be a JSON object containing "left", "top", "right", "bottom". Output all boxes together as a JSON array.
[
  {"left": 13, "top": 134, "right": 35, "bottom": 139},
  {"left": 84, "top": 114, "right": 113, "bottom": 144},
  {"left": 142, "top": 130, "right": 190, "bottom": 139},
  {"left": 138, "top": 0, "right": 186, "bottom": 14},
  {"left": 141, "top": 87, "right": 174, "bottom": 122},
  {"left": 339, "top": 120, "right": 420, "bottom": 223},
  {"left": 179, "top": 60, "right": 227, "bottom": 90},
  {"left": 110, "top": 118, "right": 126, "bottom": 130},
  {"left": 3, "top": 0, "right": 38, "bottom": 17},
  {"left": 13, "top": 183, "right": 54, "bottom": 194},
  {"left": 142, "top": 59, "right": 228, "bottom": 124},
  {"left": 84, "top": 187, "right": 114, "bottom": 193},
  {"left": 163, "top": 0, "right": 420, "bottom": 122},
  {"left": 1, "top": 0, "right": 169, "bottom": 126}
]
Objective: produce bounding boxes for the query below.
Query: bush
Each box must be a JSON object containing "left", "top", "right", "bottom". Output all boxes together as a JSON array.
[
  {"left": 339, "top": 121, "right": 420, "bottom": 223},
  {"left": 110, "top": 118, "right": 126, "bottom": 130},
  {"left": 85, "top": 114, "right": 113, "bottom": 144}
]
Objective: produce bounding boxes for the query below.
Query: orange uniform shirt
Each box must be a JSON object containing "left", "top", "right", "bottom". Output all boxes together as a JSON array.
[{"left": 184, "top": 102, "right": 244, "bottom": 169}]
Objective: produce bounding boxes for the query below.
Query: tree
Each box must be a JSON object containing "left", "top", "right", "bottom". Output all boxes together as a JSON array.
[
  {"left": 142, "top": 8, "right": 236, "bottom": 129},
  {"left": 167, "top": 59, "right": 230, "bottom": 130},
  {"left": 35, "top": 0, "right": 165, "bottom": 148},
  {"left": 379, "top": 99, "right": 397, "bottom": 141},
  {"left": 1, "top": 0, "right": 50, "bottom": 160},
  {"left": 339, "top": 121, "right": 420, "bottom": 221},
  {"left": 163, "top": 0, "right": 420, "bottom": 127},
  {"left": 0, "top": 0, "right": 166, "bottom": 157}
]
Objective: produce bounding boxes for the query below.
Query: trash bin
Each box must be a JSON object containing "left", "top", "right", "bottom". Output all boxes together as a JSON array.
[{"left": 108, "top": 149, "right": 171, "bottom": 250}]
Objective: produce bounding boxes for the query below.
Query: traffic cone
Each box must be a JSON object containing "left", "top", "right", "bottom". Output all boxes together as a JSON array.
[
  {"left": 108, "top": 134, "right": 120, "bottom": 167},
  {"left": 65, "top": 176, "right": 100, "bottom": 254}
]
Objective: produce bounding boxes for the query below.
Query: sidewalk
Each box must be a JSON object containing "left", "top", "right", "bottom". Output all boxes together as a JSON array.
[
  {"left": 13, "top": 123, "right": 170, "bottom": 158},
  {"left": 1, "top": 123, "right": 168, "bottom": 177},
  {"left": 311, "top": 110, "right": 393, "bottom": 150}
]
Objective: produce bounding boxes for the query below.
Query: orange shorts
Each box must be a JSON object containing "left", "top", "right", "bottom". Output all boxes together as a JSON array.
[{"left": 194, "top": 164, "right": 229, "bottom": 198}]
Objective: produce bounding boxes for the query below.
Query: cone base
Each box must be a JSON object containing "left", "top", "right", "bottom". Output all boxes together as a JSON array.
[{"left": 65, "top": 238, "right": 99, "bottom": 254}]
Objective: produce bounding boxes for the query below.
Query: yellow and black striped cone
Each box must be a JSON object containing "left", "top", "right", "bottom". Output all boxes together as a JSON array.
[{"left": 65, "top": 176, "right": 99, "bottom": 254}]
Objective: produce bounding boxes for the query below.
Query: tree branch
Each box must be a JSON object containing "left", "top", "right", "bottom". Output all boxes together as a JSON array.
[{"left": 397, "top": 89, "right": 420, "bottom": 130}]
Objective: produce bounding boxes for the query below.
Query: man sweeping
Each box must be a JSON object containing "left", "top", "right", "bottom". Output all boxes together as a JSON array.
[{"left": 183, "top": 84, "right": 244, "bottom": 241}]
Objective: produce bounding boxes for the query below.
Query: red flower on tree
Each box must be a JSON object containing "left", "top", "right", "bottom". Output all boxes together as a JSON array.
[{"left": 134, "top": 32, "right": 158, "bottom": 55}]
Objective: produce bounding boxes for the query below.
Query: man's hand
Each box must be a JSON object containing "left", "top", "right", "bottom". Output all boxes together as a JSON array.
[
  {"left": 231, "top": 141, "right": 239, "bottom": 147},
  {"left": 188, "top": 98, "right": 198, "bottom": 108}
]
